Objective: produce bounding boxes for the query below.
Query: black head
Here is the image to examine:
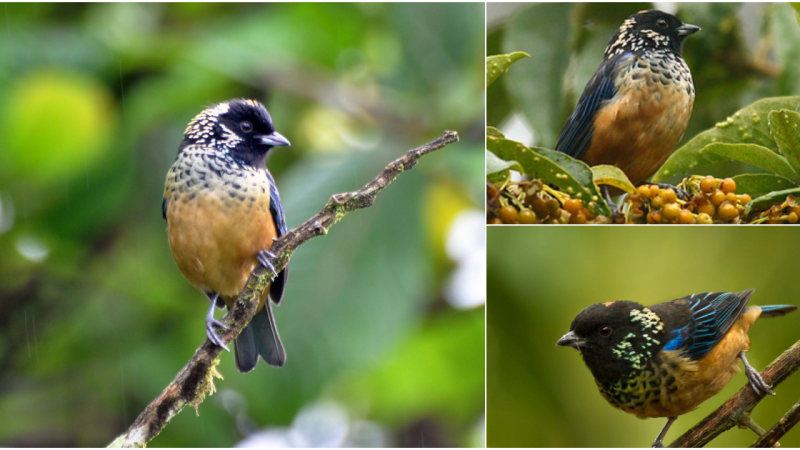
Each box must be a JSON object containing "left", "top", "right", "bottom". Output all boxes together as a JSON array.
[
  {"left": 557, "top": 301, "right": 668, "bottom": 384},
  {"left": 181, "top": 99, "right": 290, "bottom": 168},
  {"left": 604, "top": 10, "right": 699, "bottom": 59}
]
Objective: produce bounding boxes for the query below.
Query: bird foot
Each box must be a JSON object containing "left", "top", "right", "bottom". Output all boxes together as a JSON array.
[
  {"left": 257, "top": 249, "right": 278, "bottom": 279},
  {"left": 205, "top": 293, "right": 230, "bottom": 351},
  {"left": 741, "top": 352, "right": 775, "bottom": 396}
]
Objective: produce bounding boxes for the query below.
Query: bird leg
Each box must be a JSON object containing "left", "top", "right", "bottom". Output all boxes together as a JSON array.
[
  {"left": 205, "top": 292, "right": 230, "bottom": 352},
  {"left": 257, "top": 249, "right": 278, "bottom": 280},
  {"left": 740, "top": 352, "right": 775, "bottom": 396},
  {"left": 601, "top": 185, "right": 620, "bottom": 215},
  {"left": 652, "top": 416, "right": 677, "bottom": 448}
]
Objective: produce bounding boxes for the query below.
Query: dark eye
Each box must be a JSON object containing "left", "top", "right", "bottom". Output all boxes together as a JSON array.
[
  {"left": 656, "top": 19, "right": 668, "bottom": 29},
  {"left": 240, "top": 121, "right": 253, "bottom": 133},
  {"left": 599, "top": 326, "right": 612, "bottom": 337}
]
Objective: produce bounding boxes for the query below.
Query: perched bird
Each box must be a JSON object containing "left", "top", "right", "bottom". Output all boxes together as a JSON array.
[
  {"left": 163, "top": 99, "right": 291, "bottom": 372},
  {"left": 555, "top": 10, "right": 699, "bottom": 196},
  {"left": 557, "top": 290, "right": 795, "bottom": 447}
]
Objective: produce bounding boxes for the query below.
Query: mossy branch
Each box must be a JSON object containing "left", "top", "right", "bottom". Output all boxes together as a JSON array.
[
  {"left": 669, "top": 340, "right": 800, "bottom": 447},
  {"left": 108, "top": 131, "right": 459, "bottom": 448}
]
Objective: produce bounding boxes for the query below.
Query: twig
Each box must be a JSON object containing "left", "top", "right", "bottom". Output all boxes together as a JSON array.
[
  {"left": 108, "top": 131, "right": 460, "bottom": 448},
  {"left": 669, "top": 340, "right": 800, "bottom": 448},
  {"left": 751, "top": 399, "right": 800, "bottom": 448}
]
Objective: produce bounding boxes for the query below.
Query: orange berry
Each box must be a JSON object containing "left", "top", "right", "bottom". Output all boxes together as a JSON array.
[
  {"left": 498, "top": 205, "right": 518, "bottom": 223},
  {"left": 710, "top": 189, "right": 726, "bottom": 206},
  {"left": 738, "top": 194, "right": 752, "bottom": 205},
  {"left": 788, "top": 212, "right": 799, "bottom": 224},
  {"left": 518, "top": 209, "right": 537, "bottom": 224},
  {"left": 660, "top": 189, "right": 677, "bottom": 204},
  {"left": 637, "top": 185, "right": 652, "bottom": 198},
  {"left": 718, "top": 202, "right": 738, "bottom": 221},
  {"left": 564, "top": 199, "right": 583, "bottom": 215},
  {"left": 700, "top": 176, "right": 717, "bottom": 194},
  {"left": 649, "top": 185, "right": 661, "bottom": 198},
  {"left": 698, "top": 203, "right": 715, "bottom": 217},
  {"left": 546, "top": 199, "right": 560, "bottom": 216},
  {"left": 720, "top": 178, "right": 737, "bottom": 194},
  {"left": 726, "top": 192, "right": 737, "bottom": 203},
  {"left": 651, "top": 196, "right": 665, "bottom": 209},
  {"left": 488, "top": 216, "right": 503, "bottom": 225},
  {"left": 647, "top": 211, "right": 662, "bottom": 224},
  {"left": 569, "top": 212, "right": 587, "bottom": 224},
  {"left": 697, "top": 212, "right": 713, "bottom": 224},
  {"left": 678, "top": 209, "right": 694, "bottom": 224},
  {"left": 662, "top": 203, "right": 681, "bottom": 222}
]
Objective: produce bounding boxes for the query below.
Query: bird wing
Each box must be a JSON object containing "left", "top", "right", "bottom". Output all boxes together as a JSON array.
[
  {"left": 554, "top": 53, "right": 629, "bottom": 159},
  {"left": 660, "top": 290, "right": 753, "bottom": 360},
  {"left": 266, "top": 170, "right": 288, "bottom": 305}
]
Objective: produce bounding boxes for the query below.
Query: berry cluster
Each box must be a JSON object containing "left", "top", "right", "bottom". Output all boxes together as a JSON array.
[
  {"left": 487, "top": 180, "right": 610, "bottom": 224},
  {"left": 751, "top": 195, "right": 799, "bottom": 224},
  {"left": 625, "top": 176, "right": 750, "bottom": 224}
]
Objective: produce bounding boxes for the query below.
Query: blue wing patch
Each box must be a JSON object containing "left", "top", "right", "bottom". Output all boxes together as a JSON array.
[
  {"left": 266, "top": 170, "right": 288, "bottom": 305},
  {"left": 664, "top": 290, "right": 753, "bottom": 359},
  {"left": 555, "top": 53, "right": 630, "bottom": 159}
]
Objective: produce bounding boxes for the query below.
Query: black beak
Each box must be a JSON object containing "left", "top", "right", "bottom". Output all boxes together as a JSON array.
[
  {"left": 258, "top": 131, "right": 291, "bottom": 148},
  {"left": 677, "top": 23, "right": 700, "bottom": 36},
  {"left": 556, "top": 331, "right": 585, "bottom": 348}
]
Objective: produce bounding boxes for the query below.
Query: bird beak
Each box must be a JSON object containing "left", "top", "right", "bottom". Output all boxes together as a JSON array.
[
  {"left": 556, "top": 331, "right": 586, "bottom": 348},
  {"left": 258, "top": 131, "right": 291, "bottom": 148},
  {"left": 677, "top": 23, "right": 700, "bottom": 36}
]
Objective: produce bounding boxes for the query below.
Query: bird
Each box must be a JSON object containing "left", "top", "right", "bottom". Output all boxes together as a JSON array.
[
  {"left": 557, "top": 289, "right": 796, "bottom": 447},
  {"left": 162, "top": 99, "right": 291, "bottom": 373},
  {"left": 555, "top": 10, "right": 699, "bottom": 203}
]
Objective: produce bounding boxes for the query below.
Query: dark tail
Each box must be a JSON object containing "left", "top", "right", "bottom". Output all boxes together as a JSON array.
[
  {"left": 759, "top": 305, "right": 798, "bottom": 318},
  {"left": 234, "top": 301, "right": 286, "bottom": 373}
]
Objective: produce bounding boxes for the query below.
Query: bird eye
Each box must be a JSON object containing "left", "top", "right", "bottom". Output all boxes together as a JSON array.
[
  {"left": 599, "top": 326, "right": 612, "bottom": 337},
  {"left": 240, "top": 121, "right": 253, "bottom": 133},
  {"left": 656, "top": 19, "right": 668, "bottom": 29}
]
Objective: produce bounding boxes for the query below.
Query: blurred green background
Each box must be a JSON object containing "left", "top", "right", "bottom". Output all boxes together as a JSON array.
[
  {"left": 487, "top": 226, "right": 800, "bottom": 447},
  {"left": 487, "top": 2, "right": 800, "bottom": 173},
  {"left": 0, "top": 3, "right": 485, "bottom": 447}
]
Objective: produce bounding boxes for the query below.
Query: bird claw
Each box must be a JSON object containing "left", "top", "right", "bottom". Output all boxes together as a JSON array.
[
  {"left": 257, "top": 250, "right": 277, "bottom": 277},
  {"left": 205, "top": 318, "right": 230, "bottom": 352},
  {"left": 741, "top": 352, "right": 775, "bottom": 396}
]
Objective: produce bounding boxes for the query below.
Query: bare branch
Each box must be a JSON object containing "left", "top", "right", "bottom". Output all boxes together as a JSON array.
[
  {"left": 109, "top": 131, "right": 460, "bottom": 448},
  {"left": 752, "top": 399, "right": 800, "bottom": 447},
  {"left": 669, "top": 340, "right": 800, "bottom": 448}
]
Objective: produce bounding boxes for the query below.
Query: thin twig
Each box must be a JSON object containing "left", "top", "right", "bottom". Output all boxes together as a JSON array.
[
  {"left": 108, "top": 131, "right": 459, "bottom": 448},
  {"left": 751, "top": 399, "right": 800, "bottom": 448},
  {"left": 669, "top": 340, "right": 800, "bottom": 447}
]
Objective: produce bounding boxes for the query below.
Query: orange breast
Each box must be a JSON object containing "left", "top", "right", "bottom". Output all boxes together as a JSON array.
[
  {"left": 583, "top": 71, "right": 694, "bottom": 185},
  {"left": 166, "top": 184, "right": 277, "bottom": 309}
]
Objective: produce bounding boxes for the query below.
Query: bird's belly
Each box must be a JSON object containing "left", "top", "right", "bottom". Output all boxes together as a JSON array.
[
  {"left": 584, "top": 78, "right": 694, "bottom": 185},
  {"left": 166, "top": 188, "right": 277, "bottom": 304}
]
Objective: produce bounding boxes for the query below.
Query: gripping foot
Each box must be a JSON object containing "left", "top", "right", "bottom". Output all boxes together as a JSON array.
[
  {"left": 257, "top": 249, "right": 278, "bottom": 279},
  {"left": 740, "top": 352, "right": 774, "bottom": 396},
  {"left": 652, "top": 416, "right": 677, "bottom": 448},
  {"left": 205, "top": 293, "right": 230, "bottom": 351}
]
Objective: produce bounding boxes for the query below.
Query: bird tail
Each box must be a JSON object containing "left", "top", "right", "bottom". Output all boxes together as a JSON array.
[
  {"left": 233, "top": 301, "right": 286, "bottom": 372},
  {"left": 758, "top": 305, "right": 798, "bottom": 318}
]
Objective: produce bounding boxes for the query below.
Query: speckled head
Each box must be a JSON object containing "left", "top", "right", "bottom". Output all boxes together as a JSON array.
[
  {"left": 181, "top": 98, "right": 290, "bottom": 168},
  {"left": 604, "top": 10, "right": 699, "bottom": 59},
  {"left": 558, "top": 300, "right": 667, "bottom": 384}
]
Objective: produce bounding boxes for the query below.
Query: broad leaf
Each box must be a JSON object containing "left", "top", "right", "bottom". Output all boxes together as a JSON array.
[
  {"left": 486, "top": 150, "right": 522, "bottom": 183},
  {"left": 744, "top": 187, "right": 800, "bottom": 217},
  {"left": 768, "top": 109, "right": 800, "bottom": 173},
  {"left": 653, "top": 96, "right": 800, "bottom": 182},
  {"left": 590, "top": 165, "right": 636, "bottom": 194},
  {"left": 703, "top": 143, "right": 800, "bottom": 182},
  {"left": 486, "top": 52, "right": 530, "bottom": 87},
  {"left": 731, "top": 173, "right": 799, "bottom": 199}
]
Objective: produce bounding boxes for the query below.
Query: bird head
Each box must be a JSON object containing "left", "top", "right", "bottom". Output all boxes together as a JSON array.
[
  {"left": 605, "top": 10, "right": 700, "bottom": 59},
  {"left": 181, "top": 99, "right": 290, "bottom": 168},
  {"left": 557, "top": 300, "right": 667, "bottom": 383}
]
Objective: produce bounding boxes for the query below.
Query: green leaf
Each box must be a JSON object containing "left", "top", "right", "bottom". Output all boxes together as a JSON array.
[
  {"left": 653, "top": 96, "right": 800, "bottom": 183},
  {"left": 502, "top": 3, "right": 573, "bottom": 147},
  {"left": 731, "top": 174, "right": 799, "bottom": 199},
  {"left": 768, "top": 109, "right": 800, "bottom": 173},
  {"left": 486, "top": 150, "right": 522, "bottom": 183},
  {"left": 590, "top": 165, "right": 636, "bottom": 195},
  {"left": 486, "top": 136, "right": 610, "bottom": 216},
  {"left": 744, "top": 187, "right": 800, "bottom": 218},
  {"left": 486, "top": 52, "right": 530, "bottom": 87},
  {"left": 486, "top": 126, "right": 505, "bottom": 139},
  {"left": 703, "top": 143, "right": 800, "bottom": 182}
]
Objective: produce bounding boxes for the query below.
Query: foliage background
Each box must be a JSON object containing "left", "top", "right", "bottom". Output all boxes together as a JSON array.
[
  {"left": 487, "top": 2, "right": 800, "bottom": 172},
  {"left": 487, "top": 226, "right": 800, "bottom": 447},
  {"left": 0, "top": 3, "right": 485, "bottom": 447}
]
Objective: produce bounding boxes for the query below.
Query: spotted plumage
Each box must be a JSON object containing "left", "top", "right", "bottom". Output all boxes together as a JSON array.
[
  {"left": 163, "top": 98, "right": 291, "bottom": 372},
  {"left": 558, "top": 290, "right": 796, "bottom": 447},
  {"left": 555, "top": 10, "right": 699, "bottom": 187}
]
